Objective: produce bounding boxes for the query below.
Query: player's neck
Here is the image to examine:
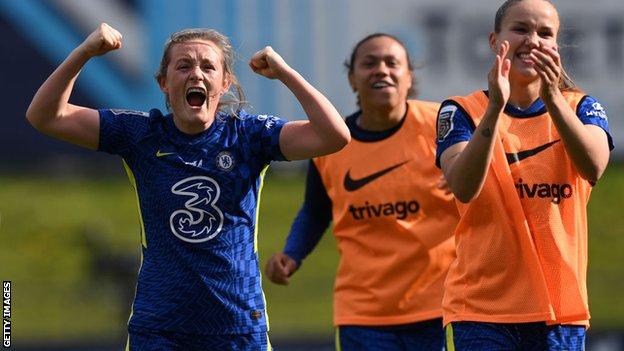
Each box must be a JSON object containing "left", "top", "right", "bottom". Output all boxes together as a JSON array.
[
  {"left": 172, "top": 113, "right": 215, "bottom": 135},
  {"left": 508, "top": 79, "right": 541, "bottom": 110},
  {"left": 358, "top": 103, "right": 406, "bottom": 131}
]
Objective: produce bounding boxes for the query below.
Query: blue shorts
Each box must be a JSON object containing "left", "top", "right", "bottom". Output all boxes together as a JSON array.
[
  {"left": 445, "top": 321, "right": 586, "bottom": 351},
  {"left": 126, "top": 327, "right": 272, "bottom": 351},
  {"left": 336, "top": 318, "right": 445, "bottom": 351}
]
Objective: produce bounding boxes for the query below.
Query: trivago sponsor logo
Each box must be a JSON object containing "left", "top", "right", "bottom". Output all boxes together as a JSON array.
[
  {"left": 349, "top": 200, "right": 420, "bottom": 220},
  {"left": 515, "top": 178, "right": 573, "bottom": 204}
]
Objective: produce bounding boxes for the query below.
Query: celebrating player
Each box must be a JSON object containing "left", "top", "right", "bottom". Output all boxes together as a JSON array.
[
  {"left": 26, "top": 23, "right": 349, "bottom": 350},
  {"left": 436, "top": 0, "right": 614, "bottom": 349},
  {"left": 265, "top": 33, "right": 458, "bottom": 351}
]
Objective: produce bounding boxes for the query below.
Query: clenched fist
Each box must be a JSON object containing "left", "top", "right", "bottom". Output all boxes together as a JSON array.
[
  {"left": 78, "top": 23, "right": 123, "bottom": 58},
  {"left": 249, "top": 46, "right": 291, "bottom": 80},
  {"left": 264, "top": 252, "right": 298, "bottom": 285}
]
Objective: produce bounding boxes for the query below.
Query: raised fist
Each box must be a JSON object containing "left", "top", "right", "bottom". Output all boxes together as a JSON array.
[{"left": 78, "top": 23, "right": 123, "bottom": 58}]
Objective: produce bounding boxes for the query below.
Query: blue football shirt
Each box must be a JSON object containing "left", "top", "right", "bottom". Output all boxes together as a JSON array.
[{"left": 98, "top": 108, "right": 286, "bottom": 335}]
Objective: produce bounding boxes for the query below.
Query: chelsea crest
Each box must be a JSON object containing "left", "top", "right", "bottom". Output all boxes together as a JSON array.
[{"left": 216, "top": 151, "right": 235, "bottom": 171}]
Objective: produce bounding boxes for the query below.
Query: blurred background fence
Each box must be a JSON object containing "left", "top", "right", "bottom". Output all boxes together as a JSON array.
[{"left": 0, "top": 0, "right": 622, "bottom": 350}]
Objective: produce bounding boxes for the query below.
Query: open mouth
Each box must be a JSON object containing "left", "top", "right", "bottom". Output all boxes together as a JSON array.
[
  {"left": 186, "top": 87, "right": 207, "bottom": 107},
  {"left": 372, "top": 81, "right": 394, "bottom": 90},
  {"left": 516, "top": 52, "right": 534, "bottom": 64}
]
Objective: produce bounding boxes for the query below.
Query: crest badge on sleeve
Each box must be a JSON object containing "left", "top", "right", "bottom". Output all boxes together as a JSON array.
[{"left": 437, "top": 104, "right": 457, "bottom": 142}]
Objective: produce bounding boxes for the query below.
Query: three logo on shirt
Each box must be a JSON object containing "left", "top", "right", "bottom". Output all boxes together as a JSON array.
[
  {"left": 163, "top": 150, "right": 237, "bottom": 243},
  {"left": 169, "top": 176, "right": 224, "bottom": 243}
]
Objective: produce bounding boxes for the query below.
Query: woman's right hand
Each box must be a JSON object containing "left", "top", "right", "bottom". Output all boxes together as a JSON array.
[
  {"left": 487, "top": 40, "right": 511, "bottom": 110},
  {"left": 25, "top": 23, "right": 120, "bottom": 150},
  {"left": 265, "top": 253, "right": 299, "bottom": 285},
  {"left": 78, "top": 23, "right": 123, "bottom": 58}
]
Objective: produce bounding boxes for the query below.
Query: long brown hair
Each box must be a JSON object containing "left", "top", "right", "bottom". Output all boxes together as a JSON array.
[{"left": 155, "top": 28, "right": 246, "bottom": 114}]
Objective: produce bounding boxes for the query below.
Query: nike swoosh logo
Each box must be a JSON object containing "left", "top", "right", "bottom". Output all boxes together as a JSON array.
[
  {"left": 156, "top": 150, "right": 175, "bottom": 157},
  {"left": 343, "top": 161, "right": 409, "bottom": 192},
  {"left": 506, "top": 139, "right": 560, "bottom": 164}
]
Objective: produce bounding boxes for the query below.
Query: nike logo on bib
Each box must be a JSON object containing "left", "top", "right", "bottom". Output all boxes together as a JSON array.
[
  {"left": 344, "top": 161, "right": 408, "bottom": 192},
  {"left": 506, "top": 139, "right": 560, "bottom": 164}
]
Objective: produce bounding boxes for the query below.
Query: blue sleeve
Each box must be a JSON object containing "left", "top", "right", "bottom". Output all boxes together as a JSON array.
[
  {"left": 283, "top": 160, "right": 333, "bottom": 266},
  {"left": 577, "top": 96, "right": 615, "bottom": 151},
  {"left": 435, "top": 101, "right": 475, "bottom": 167},
  {"left": 98, "top": 108, "right": 150, "bottom": 158},
  {"left": 240, "top": 111, "right": 288, "bottom": 163}
]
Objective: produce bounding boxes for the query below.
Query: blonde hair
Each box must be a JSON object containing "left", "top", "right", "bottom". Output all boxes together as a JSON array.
[{"left": 494, "top": 0, "right": 577, "bottom": 91}]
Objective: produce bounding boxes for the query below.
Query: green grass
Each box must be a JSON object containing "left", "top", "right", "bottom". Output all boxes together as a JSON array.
[
  {"left": 257, "top": 173, "right": 338, "bottom": 337},
  {"left": 0, "top": 164, "right": 623, "bottom": 342},
  {"left": 586, "top": 163, "right": 624, "bottom": 328}
]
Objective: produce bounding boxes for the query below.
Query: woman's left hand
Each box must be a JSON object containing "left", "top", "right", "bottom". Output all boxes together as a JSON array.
[
  {"left": 249, "top": 46, "right": 291, "bottom": 80},
  {"left": 529, "top": 43, "right": 562, "bottom": 101},
  {"left": 437, "top": 175, "right": 453, "bottom": 196}
]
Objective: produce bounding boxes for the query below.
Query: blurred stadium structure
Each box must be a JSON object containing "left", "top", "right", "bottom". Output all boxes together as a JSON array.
[
  {"left": 0, "top": 0, "right": 622, "bottom": 350},
  {"left": 0, "top": 0, "right": 622, "bottom": 173}
]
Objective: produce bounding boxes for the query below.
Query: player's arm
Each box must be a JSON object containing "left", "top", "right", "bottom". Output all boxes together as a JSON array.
[
  {"left": 265, "top": 161, "right": 332, "bottom": 285},
  {"left": 543, "top": 96, "right": 609, "bottom": 183},
  {"left": 249, "top": 47, "right": 350, "bottom": 161},
  {"left": 440, "top": 108, "right": 500, "bottom": 204},
  {"left": 530, "top": 44, "right": 610, "bottom": 182},
  {"left": 440, "top": 41, "right": 510, "bottom": 203},
  {"left": 26, "top": 23, "right": 122, "bottom": 150}
]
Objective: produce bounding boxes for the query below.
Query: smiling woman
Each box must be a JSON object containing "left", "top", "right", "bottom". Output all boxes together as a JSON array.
[
  {"left": 265, "top": 33, "right": 459, "bottom": 351},
  {"left": 24, "top": 23, "right": 349, "bottom": 350},
  {"left": 435, "top": 0, "right": 614, "bottom": 350}
]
